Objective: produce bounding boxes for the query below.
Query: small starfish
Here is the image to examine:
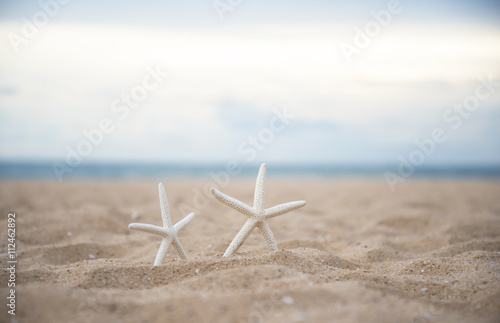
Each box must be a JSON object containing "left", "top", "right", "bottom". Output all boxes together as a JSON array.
[
  {"left": 129, "top": 183, "right": 194, "bottom": 266},
  {"left": 210, "top": 163, "right": 306, "bottom": 257}
]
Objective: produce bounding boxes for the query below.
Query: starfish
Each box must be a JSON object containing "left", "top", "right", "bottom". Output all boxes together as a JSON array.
[
  {"left": 210, "top": 163, "right": 306, "bottom": 257},
  {"left": 128, "top": 183, "right": 194, "bottom": 266}
]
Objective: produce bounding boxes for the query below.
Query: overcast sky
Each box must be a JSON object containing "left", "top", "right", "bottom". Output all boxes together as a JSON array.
[{"left": 0, "top": 0, "right": 499, "bottom": 165}]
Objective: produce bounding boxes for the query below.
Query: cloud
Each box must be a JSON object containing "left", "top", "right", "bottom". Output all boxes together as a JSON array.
[{"left": 0, "top": 20, "right": 499, "bottom": 164}]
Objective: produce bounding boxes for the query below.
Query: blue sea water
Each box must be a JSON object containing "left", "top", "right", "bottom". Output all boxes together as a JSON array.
[{"left": 0, "top": 161, "right": 499, "bottom": 181}]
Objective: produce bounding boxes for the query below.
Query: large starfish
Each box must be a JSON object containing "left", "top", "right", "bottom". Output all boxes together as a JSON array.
[
  {"left": 128, "top": 183, "right": 194, "bottom": 266},
  {"left": 210, "top": 163, "right": 306, "bottom": 257}
]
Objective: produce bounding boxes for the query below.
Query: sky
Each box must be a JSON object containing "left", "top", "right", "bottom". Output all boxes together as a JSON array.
[{"left": 0, "top": 0, "right": 499, "bottom": 166}]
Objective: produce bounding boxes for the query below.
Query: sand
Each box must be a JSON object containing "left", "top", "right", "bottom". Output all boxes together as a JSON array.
[{"left": 0, "top": 179, "right": 499, "bottom": 323}]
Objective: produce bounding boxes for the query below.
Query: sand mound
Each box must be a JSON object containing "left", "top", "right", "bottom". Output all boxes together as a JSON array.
[{"left": 0, "top": 180, "right": 499, "bottom": 322}]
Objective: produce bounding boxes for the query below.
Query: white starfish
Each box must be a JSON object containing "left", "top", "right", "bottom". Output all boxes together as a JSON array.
[
  {"left": 128, "top": 183, "right": 194, "bottom": 266},
  {"left": 210, "top": 163, "right": 306, "bottom": 257}
]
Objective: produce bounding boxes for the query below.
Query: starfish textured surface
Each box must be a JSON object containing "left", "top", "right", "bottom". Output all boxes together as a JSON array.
[
  {"left": 129, "top": 183, "right": 195, "bottom": 266},
  {"left": 211, "top": 163, "right": 306, "bottom": 257}
]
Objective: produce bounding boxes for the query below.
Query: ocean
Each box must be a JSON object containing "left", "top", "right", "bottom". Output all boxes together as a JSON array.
[{"left": 1, "top": 161, "right": 499, "bottom": 181}]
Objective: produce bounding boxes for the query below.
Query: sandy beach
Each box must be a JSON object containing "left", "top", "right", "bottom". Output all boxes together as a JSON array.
[{"left": 1, "top": 179, "right": 499, "bottom": 323}]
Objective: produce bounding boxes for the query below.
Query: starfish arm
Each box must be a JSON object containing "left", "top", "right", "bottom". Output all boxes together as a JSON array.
[
  {"left": 253, "top": 163, "right": 266, "bottom": 211},
  {"left": 173, "top": 212, "right": 195, "bottom": 234},
  {"left": 257, "top": 221, "right": 278, "bottom": 251},
  {"left": 223, "top": 219, "right": 258, "bottom": 257},
  {"left": 171, "top": 236, "right": 189, "bottom": 260},
  {"left": 210, "top": 187, "right": 255, "bottom": 217},
  {"left": 158, "top": 183, "right": 173, "bottom": 228},
  {"left": 128, "top": 223, "right": 167, "bottom": 237},
  {"left": 153, "top": 235, "right": 173, "bottom": 266},
  {"left": 264, "top": 201, "right": 306, "bottom": 219}
]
